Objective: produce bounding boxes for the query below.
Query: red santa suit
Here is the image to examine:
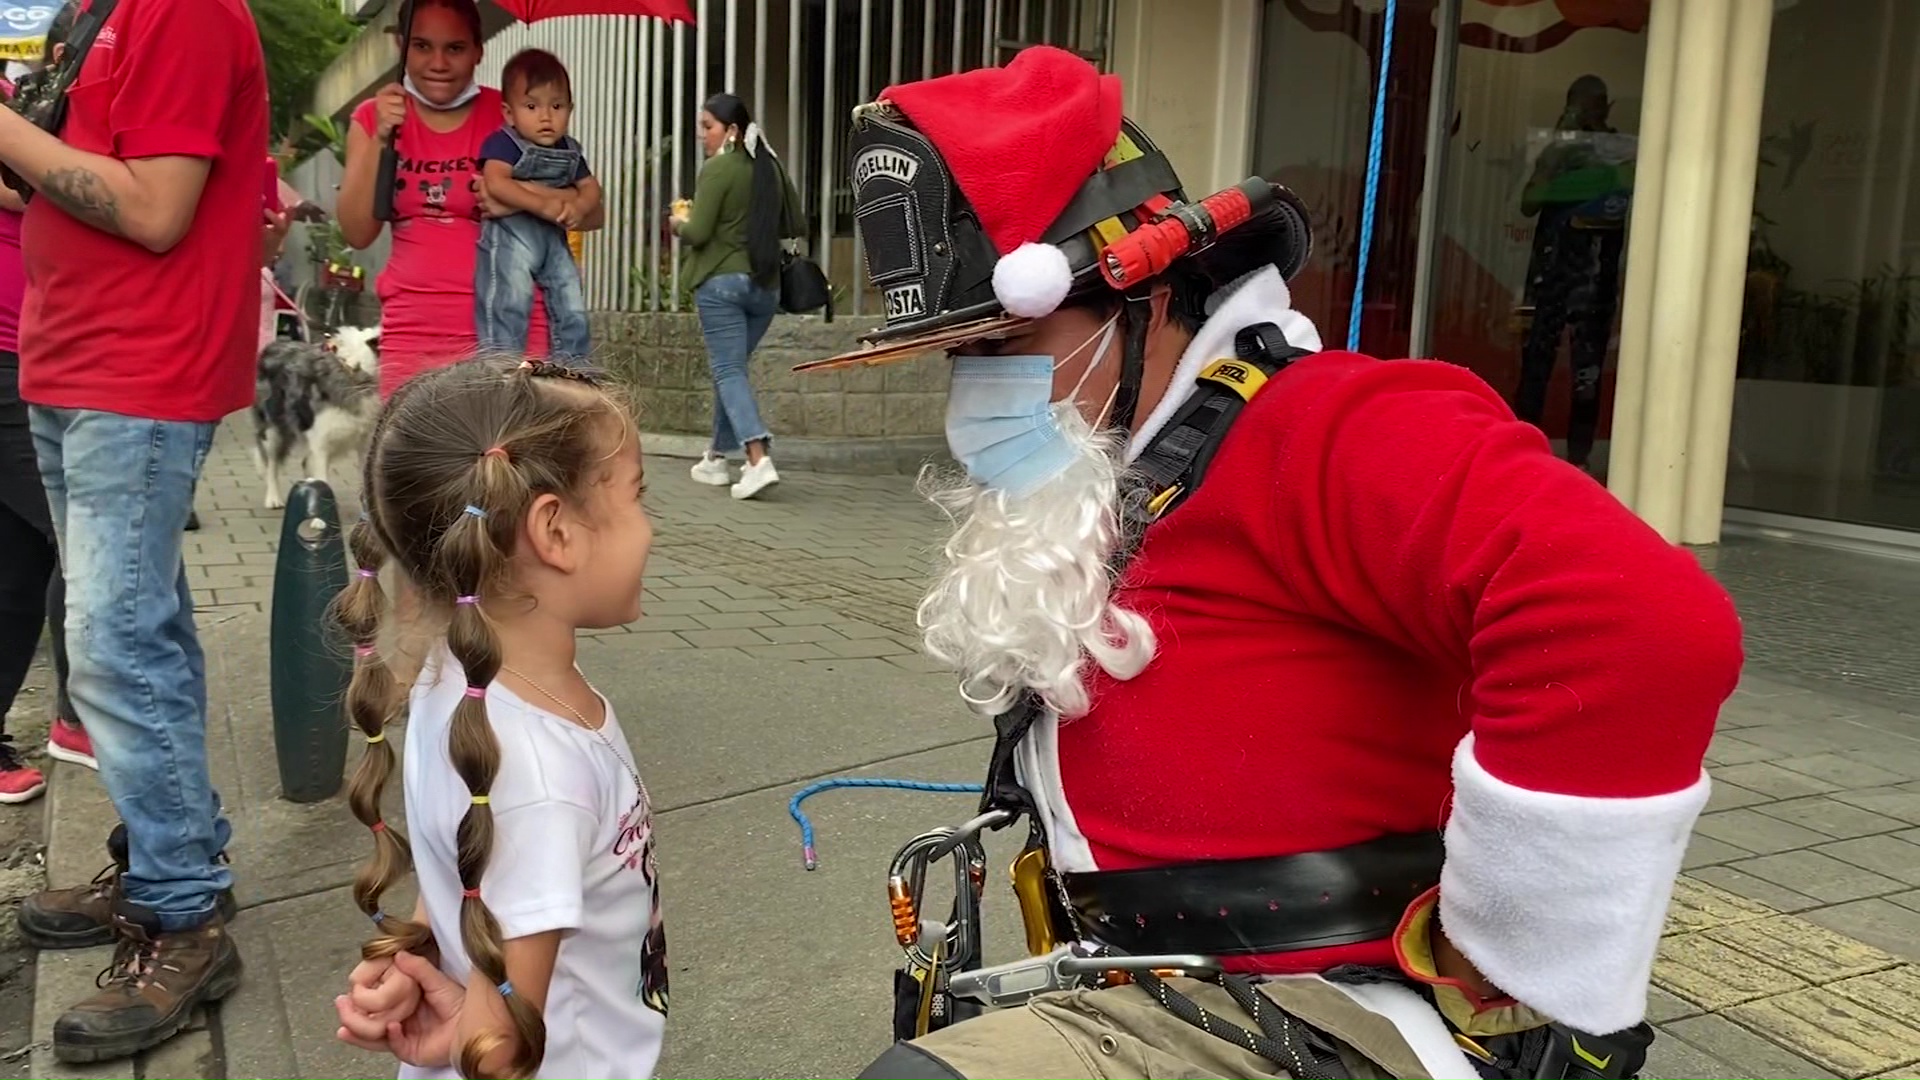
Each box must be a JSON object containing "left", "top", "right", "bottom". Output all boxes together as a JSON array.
[{"left": 1015, "top": 265, "right": 1744, "bottom": 1038}]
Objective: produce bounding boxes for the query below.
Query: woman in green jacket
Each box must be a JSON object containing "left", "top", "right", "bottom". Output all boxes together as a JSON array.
[{"left": 672, "top": 93, "right": 803, "bottom": 501}]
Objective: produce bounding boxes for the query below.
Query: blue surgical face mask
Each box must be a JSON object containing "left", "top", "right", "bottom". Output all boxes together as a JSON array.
[{"left": 944, "top": 316, "right": 1120, "bottom": 497}]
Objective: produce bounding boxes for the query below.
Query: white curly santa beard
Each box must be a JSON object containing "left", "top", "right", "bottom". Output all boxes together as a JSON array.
[{"left": 916, "top": 403, "right": 1158, "bottom": 719}]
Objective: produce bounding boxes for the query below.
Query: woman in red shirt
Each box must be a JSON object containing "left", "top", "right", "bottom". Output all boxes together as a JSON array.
[{"left": 337, "top": 0, "right": 601, "bottom": 397}]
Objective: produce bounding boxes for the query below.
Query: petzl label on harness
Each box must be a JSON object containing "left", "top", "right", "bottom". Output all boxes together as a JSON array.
[{"left": 1199, "top": 359, "right": 1268, "bottom": 402}]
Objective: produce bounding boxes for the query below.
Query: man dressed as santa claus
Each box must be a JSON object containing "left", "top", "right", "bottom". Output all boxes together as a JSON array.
[{"left": 804, "top": 45, "right": 1744, "bottom": 1080}]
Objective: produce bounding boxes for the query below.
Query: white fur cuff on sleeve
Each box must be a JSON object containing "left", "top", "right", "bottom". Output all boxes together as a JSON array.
[{"left": 1437, "top": 734, "right": 1710, "bottom": 1035}]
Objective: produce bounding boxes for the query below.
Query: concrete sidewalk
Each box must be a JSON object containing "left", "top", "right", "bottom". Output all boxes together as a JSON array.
[{"left": 23, "top": 420, "right": 1920, "bottom": 1080}]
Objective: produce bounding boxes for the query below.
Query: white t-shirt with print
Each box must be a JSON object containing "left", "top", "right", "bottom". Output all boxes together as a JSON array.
[{"left": 398, "top": 652, "right": 667, "bottom": 1080}]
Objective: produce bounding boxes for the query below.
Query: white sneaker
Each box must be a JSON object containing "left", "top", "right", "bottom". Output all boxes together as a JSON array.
[
  {"left": 690, "top": 454, "right": 731, "bottom": 486},
  {"left": 731, "top": 457, "right": 779, "bottom": 500}
]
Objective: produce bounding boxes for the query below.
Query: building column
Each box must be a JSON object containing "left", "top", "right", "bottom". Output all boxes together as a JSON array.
[
  {"left": 1608, "top": 0, "right": 1774, "bottom": 547},
  {"left": 1108, "top": 0, "right": 1261, "bottom": 195}
]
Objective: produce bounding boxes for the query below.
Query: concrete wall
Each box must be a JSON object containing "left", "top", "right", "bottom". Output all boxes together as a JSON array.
[
  {"left": 1108, "top": 0, "right": 1259, "bottom": 195},
  {"left": 593, "top": 313, "right": 950, "bottom": 472}
]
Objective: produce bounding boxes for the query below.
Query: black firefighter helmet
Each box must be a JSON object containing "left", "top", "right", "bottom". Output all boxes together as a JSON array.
[{"left": 797, "top": 44, "right": 1313, "bottom": 433}]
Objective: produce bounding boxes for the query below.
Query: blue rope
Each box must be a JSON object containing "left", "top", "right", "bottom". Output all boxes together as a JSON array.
[
  {"left": 788, "top": 777, "right": 984, "bottom": 870},
  {"left": 1347, "top": 0, "right": 1398, "bottom": 352}
]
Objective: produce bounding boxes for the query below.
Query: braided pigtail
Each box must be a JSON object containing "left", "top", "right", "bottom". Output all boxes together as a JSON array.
[
  {"left": 442, "top": 456, "right": 547, "bottom": 1080},
  {"left": 331, "top": 516, "right": 431, "bottom": 958},
  {"left": 357, "top": 356, "right": 635, "bottom": 1079}
]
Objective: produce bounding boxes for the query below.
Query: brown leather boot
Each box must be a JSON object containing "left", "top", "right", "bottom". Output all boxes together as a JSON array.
[
  {"left": 16, "top": 824, "right": 237, "bottom": 950},
  {"left": 51, "top": 899, "right": 244, "bottom": 1064}
]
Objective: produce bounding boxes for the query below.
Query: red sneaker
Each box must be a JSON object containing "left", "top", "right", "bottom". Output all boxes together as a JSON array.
[
  {"left": 46, "top": 718, "right": 97, "bottom": 771},
  {"left": 0, "top": 736, "right": 47, "bottom": 804}
]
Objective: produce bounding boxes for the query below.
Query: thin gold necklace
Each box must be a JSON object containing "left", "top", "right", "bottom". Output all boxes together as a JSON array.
[{"left": 500, "top": 664, "right": 648, "bottom": 805}]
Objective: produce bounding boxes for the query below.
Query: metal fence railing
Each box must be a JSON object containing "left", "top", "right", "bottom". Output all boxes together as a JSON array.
[{"left": 476, "top": 0, "right": 1113, "bottom": 314}]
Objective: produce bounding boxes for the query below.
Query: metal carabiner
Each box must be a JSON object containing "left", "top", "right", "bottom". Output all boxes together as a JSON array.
[{"left": 887, "top": 826, "right": 989, "bottom": 971}]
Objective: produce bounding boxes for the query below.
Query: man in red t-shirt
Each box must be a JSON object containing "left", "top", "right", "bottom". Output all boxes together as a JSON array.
[
  {"left": 808, "top": 49, "right": 1744, "bottom": 1080},
  {"left": 0, "top": 0, "right": 266, "bottom": 1063}
]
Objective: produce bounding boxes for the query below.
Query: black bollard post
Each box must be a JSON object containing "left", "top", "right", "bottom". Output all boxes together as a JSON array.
[{"left": 269, "top": 479, "right": 351, "bottom": 803}]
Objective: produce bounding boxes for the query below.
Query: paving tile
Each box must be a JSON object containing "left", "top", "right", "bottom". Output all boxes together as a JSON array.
[
  {"left": 1682, "top": 833, "right": 1754, "bottom": 870},
  {"left": 1645, "top": 984, "right": 1704, "bottom": 1024},
  {"left": 1891, "top": 891, "right": 1920, "bottom": 914},
  {"left": 1757, "top": 796, "right": 1914, "bottom": 840},
  {"left": 742, "top": 642, "right": 836, "bottom": 662},
  {"left": 1653, "top": 932, "right": 1807, "bottom": 1009},
  {"left": 1686, "top": 866, "right": 1826, "bottom": 913},
  {"left": 641, "top": 600, "right": 718, "bottom": 618},
  {"left": 828, "top": 620, "right": 896, "bottom": 640},
  {"left": 755, "top": 624, "right": 848, "bottom": 645},
  {"left": 1835, "top": 786, "right": 1920, "bottom": 826},
  {"left": 690, "top": 611, "right": 783, "bottom": 631},
  {"left": 1729, "top": 988, "right": 1920, "bottom": 1079},
  {"left": 1801, "top": 901, "right": 1920, "bottom": 964},
  {"left": 1641, "top": 1031, "right": 1746, "bottom": 1080},
  {"left": 615, "top": 631, "right": 693, "bottom": 650},
  {"left": 1715, "top": 761, "right": 1843, "bottom": 800},
  {"left": 768, "top": 607, "right": 847, "bottom": 626},
  {"left": 1695, "top": 808, "right": 1832, "bottom": 855},
  {"left": 630, "top": 614, "right": 709, "bottom": 633},
  {"left": 1830, "top": 966, "right": 1920, "bottom": 1030},
  {"left": 1704, "top": 915, "right": 1902, "bottom": 983},
  {"left": 1664, "top": 1014, "right": 1838, "bottom": 1079},
  {"left": 1705, "top": 732, "right": 1780, "bottom": 766},
  {"left": 1777, "top": 753, "right": 1915, "bottom": 790},
  {"left": 819, "top": 637, "right": 913, "bottom": 659},
  {"left": 1818, "top": 835, "right": 1920, "bottom": 887},
  {"left": 1732, "top": 850, "right": 1908, "bottom": 904},
  {"left": 675, "top": 628, "right": 773, "bottom": 649},
  {"left": 1663, "top": 876, "right": 1778, "bottom": 936},
  {"left": 1706, "top": 780, "right": 1774, "bottom": 813}
]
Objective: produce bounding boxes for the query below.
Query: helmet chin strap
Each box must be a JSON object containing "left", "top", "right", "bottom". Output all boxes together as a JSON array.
[{"left": 1108, "top": 289, "right": 1154, "bottom": 438}]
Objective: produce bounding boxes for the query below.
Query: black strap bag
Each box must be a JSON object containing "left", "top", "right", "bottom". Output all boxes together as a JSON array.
[{"left": 3, "top": 0, "right": 120, "bottom": 202}]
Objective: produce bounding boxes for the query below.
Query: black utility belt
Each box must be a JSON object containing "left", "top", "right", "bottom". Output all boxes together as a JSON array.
[{"left": 1059, "top": 831, "right": 1444, "bottom": 957}]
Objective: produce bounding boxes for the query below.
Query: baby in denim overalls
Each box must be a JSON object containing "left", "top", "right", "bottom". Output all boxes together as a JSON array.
[{"left": 475, "top": 48, "right": 600, "bottom": 361}]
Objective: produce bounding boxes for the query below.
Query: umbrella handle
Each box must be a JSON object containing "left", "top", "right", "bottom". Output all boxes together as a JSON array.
[{"left": 373, "top": 134, "right": 399, "bottom": 223}]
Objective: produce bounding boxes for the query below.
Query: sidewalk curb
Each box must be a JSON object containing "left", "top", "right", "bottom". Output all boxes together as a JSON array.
[{"left": 31, "top": 761, "right": 126, "bottom": 1080}]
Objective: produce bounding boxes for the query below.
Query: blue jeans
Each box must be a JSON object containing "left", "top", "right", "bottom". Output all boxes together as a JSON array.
[
  {"left": 476, "top": 213, "right": 592, "bottom": 361},
  {"left": 31, "top": 407, "right": 233, "bottom": 931},
  {"left": 694, "top": 273, "right": 778, "bottom": 454}
]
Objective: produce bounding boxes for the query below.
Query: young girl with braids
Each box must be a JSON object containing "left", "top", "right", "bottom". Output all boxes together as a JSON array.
[{"left": 327, "top": 357, "right": 666, "bottom": 1079}]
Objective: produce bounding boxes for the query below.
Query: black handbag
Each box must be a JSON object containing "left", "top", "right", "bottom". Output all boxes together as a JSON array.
[
  {"left": 779, "top": 250, "right": 833, "bottom": 320},
  {"left": 2, "top": 0, "right": 120, "bottom": 202}
]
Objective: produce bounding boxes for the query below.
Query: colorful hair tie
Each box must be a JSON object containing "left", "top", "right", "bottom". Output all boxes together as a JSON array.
[
  {"left": 463, "top": 685, "right": 486, "bottom": 700},
  {"left": 370, "top": 910, "right": 388, "bottom": 924},
  {"left": 463, "top": 504, "right": 486, "bottom": 519},
  {"left": 356, "top": 568, "right": 377, "bottom": 579},
  {"left": 370, "top": 820, "right": 387, "bottom": 833},
  {"left": 483, "top": 446, "right": 509, "bottom": 460},
  {"left": 470, "top": 794, "right": 490, "bottom": 805},
  {"left": 497, "top": 980, "right": 515, "bottom": 998},
  {"left": 461, "top": 887, "right": 481, "bottom": 899},
  {"left": 365, "top": 730, "right": 385, "bottom": 744},
  {"left": 354, "top": 644, "right": 375, "bottom": 659},
  {"left": 455, "top": 595, "right": 480, "bottom": 606}
]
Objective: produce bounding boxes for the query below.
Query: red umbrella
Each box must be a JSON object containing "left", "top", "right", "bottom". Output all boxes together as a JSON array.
[
  {"left": 494, "top": 0, "right": 694, "bottom": 21},
  {"left": 375, "top": 0, "right": 696, "bottom": 220}
]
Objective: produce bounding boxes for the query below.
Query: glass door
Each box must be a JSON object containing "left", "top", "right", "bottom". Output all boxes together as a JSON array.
[{"left": 1254, "top": 0, "right": 1652, "bottom": 475}]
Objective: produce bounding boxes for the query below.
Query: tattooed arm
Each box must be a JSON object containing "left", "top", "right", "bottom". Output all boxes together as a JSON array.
[{"left": 0, "top": 108, "right": 211, "bottom": 253}]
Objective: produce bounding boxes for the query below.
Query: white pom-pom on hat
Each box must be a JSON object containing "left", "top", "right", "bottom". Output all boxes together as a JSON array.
[{"left": 992, "top": 242, "right": 1074, "bottom": 319}]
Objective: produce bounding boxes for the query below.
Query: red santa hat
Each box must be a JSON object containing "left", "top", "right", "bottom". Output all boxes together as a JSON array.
[{"left": 881, "top": 46, "right": 1124, "bottom": 320}]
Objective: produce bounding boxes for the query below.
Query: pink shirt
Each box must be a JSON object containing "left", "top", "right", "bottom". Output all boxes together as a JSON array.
[
  {"left": 0, "top": 78, "right": 23, "bottom": 355},
  {"left": 352, "top": 87, "right": 547, "bottom": 396},
  {"left": 0, "top": 205, "right": 23, "bottom": 356}
]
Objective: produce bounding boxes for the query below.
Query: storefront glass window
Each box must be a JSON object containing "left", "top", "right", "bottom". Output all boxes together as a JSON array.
[
  {"left": 1727, "top": 0, "right": 1920, "bottom": 533},
  {"left": 1253, "top": 0, "right": 1651, "bottom": 475}
]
